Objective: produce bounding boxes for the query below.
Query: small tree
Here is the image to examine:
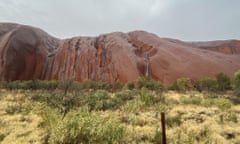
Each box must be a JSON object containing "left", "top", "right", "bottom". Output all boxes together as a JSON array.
[
  {"left": 126, "top": 81, "right": 135, "bottom": 90},
  {"left": 233, "top": 70, "right": 240, "bottom": 96},
  {"left": 216, "top": 73, "right": 231, "bottom": 91},
  {"left": 110, "top": 81, "right": 124, "bottom": 92},
  {"left": 234, "top": 70, "right": 240, "bottom": 88},
  {"left": 195, "top": 78, "right": 218, "bottom": 92},
  {"left": 136, "top": 77, "right": 163, "bottom": 91},
  {"left": 168, "top": 77, "right": 192, "bottom": 92}
]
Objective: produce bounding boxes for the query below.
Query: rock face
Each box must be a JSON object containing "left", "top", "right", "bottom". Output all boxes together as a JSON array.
[{"left": 0, "top": 23, "right": 240, "bottom": 85}]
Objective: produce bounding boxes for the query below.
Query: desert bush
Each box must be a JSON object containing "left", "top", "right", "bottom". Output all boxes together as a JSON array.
[
  {"left": 136, "top": 77, "right": 148, "bottom": 89},
  {"left": 140, "top": 87, "right": 157, "bottom": 106},
  {"left": 96, "top": 81, "right": 110, "bottom": 90},
  {"left": 233, "top": 88, "right": 240, "bottom": 97},
  {"left": 80, "top": 80, "right": 96, "bottom": 89},
  {"left": 169, "top": 125, "right": 213, "bottom": 144},
  {"left": 216, "top": 73, "right": 231, "bottom": 91},
  {"left": 146, "top": 79, "right": 163, "bottom": 91},
  {"left": 5, "top": 102, "right": 32, "bottom": 115},
  {"left": 153, "top": 129, "right": 162, "bottom": 144},
  {"left": 233, "top": 70, "right": 240, "bottom": 96},
  {"left": 234, "top": 70, "right": 240, "bottom": 88},
  {"left": 115, "top": 89, "right": 136, "bottom": 102},
  {"left": 136, "top": 77, "right": 163, "bottom": 91},
  {"left": 168, "top": 77, "right": 192, "bottom": 92},
  {"left": 195, "top": 78, "right": 218, "bottom": 92},
  {"left": 37, "top": 80, "right": 60, "bottom": 90},
  {"left": 121, "top": 114, "right": 147, "bottom": 126},
  {"left": 181, "top": 96, "right": 202, "bottom": 105},
  {"left": 121, "top": 99, "right": 145, "bottom": 113},
  {"left": 203, "top": 92, "right": 219, "bottom": 98},
  {"left": 226, "top": 111, "right": 238, "bottom": 123},
  {"left": 219, "top": 111, "right": 238, "bottom": 123},
  {"left": 110, "top": 81, "right": 124, "bottom": 92},
  {"left": 5, "top": 104, "right": 23, "bottom": 114},
  {"left": 126, "top": 81, "right": 135, "bottom": 90},
  {"left": 0, "top": 80, "right": 27, "bottom": 90},
  {"left": 190, "top": 126, "right": 212, "bottom": 144},
  {"left": 144, "top": 88, "right": 164, "bottom": 105},
  {"left": 203, "top": 98, "right": 232, "bottom": 110},
  {"left": 214, "top": 98, "right": 232, "bottom": 110},
  {"left": 0, "top": 80, "right": 61, "bottom": 90},
  {"left": 165, "top": 114, "right": 182, "bottom": 128},
  {"left": 40, "top": 107, "right": 125, "bottom": 144},
  {"left": 31, "top": 91, "right": 80, "bottom": 117},
  {"left": 87, "top": 90, "right": 119, "bottom": 110},
  {"left": 81, "top": 80, "right": 110, "bottom": 90},
  {"left": 0, "top": 81, "right": 6, "bottom": 89}
]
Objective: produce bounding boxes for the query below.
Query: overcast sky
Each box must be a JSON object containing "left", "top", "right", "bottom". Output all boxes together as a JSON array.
[{"left": 0, "top": 0, "right": 240, "bottom": 41}]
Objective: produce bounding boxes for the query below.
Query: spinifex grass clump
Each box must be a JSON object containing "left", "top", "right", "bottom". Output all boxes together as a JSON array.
[{"left": 39, "top": 106, "right": 125, "bottom": 144}]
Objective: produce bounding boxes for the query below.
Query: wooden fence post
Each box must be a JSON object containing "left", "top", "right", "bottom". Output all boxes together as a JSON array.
[{"left": 161, "top": 112, "right": 166, "bottom": 144}]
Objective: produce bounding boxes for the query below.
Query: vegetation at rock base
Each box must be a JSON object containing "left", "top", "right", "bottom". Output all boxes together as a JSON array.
[{"left": 0, "top": 71, "right": 240, "bottom": 143}]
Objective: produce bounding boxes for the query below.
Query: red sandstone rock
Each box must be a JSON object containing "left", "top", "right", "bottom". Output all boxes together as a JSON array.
[{"left": 0, "top": 23, "right": 240, "bottom": 85}]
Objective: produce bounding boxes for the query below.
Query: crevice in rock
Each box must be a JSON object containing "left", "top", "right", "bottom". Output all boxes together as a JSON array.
[
  {"left": 100, "top": 35, "right": 107, "bottom": 81},
  {"left": 48, "top": 57, "right": 55, "bottom": 79},
  {"left": 73, "top": 38, "right": 81, "bottom": 78},
  {"left": 41, "top": 57, "right": 49, "bottom": 80},
  {"left": 94, "top": 37, "right": 99, "bottom": 50}
]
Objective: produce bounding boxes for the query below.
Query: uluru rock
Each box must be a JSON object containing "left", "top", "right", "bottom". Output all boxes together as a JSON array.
[{"left": 0, "top": 23, "right": 240, "bottom": 85}]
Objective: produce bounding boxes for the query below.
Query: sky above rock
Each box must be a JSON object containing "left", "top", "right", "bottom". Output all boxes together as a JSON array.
[{"left": 0, "top": 0, "right": 239, "bottom": 41}]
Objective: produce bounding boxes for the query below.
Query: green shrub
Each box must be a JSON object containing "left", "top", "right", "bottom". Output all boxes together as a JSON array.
[
  {"left": 126, "top": 81, "right": 135, "bottom": 90},
  {"left": 169, "top": 125, "right": 212, "bottom": 144},
  {"left": 145, "top": 80, "right": 163, "bottom": 91},
  {"left": 181, "top": 96, "right": 202, "bottom": 105},
  {"left": 5, "top": 104, "right": 22, "bottom": 114},
  {"left": 227, "top": 112, "right": 238, "bottom": 123},
  {"left": 168, "top": 78, "right": 192, "bottom": 92},
  {"left": 234, "top": 88, "right": 240, "bottom": 97},
  {"left": 195, "top": 78, "right": 218, "bottom": 92},
  {"left": 214, "top": 98, "right": 232, "bottom": 110},
  {"left": 234, "top": 70, "right": 240, "bottom": 88},
  {"left": 196, "top": 126, "right": 212, "bottom": 143},
  {"left": 115, "top": 89, "right": 136, "bottom": 101},
  {"left": 37, "top": 80, "right": 60, "bottom": 90},
  {"left": 81, "top": 80, "right": 110, "bottom": 90},
  {"left": 110, "top": 81, "right": 124, "bottom": 92},
  {"left": 233, "top": 70, "right": 240, "bottom": 96},
  {"left": 87, "top": 90, "right": 120, "bottom": 110},
  {"left": 40, "top": 107, "right": 125, "bottom": 144},
  {"left": 136, "top": 77, "right": 163, "bottom": 91},
  {"left": 153, "top": 129, "right": 162, "bottom": 144},
  {"left": 167, "top": 81, "right": 178, "bottom": 91},
  {"left": 0, "top": 81, "right": 6, "bottom": 89},
  {"left": 77, "top": 80, "right": 95, "bottom": 90},
  {"left": 140, "top": 87, "right": 156, "bottom": 106},
  {"left": 165, "top": 115, "right": 182, "bottom": 128},
  {"left": 216, "top": 73, "right": 231, "bottom": 91},
  {"left": 32, "top": 91, "right": 81, "bottom": 117},
  {"left": 121, "top": 99, "right": 145, "bottom": 113},
  {"left": 0, "top": 80, "right": 61, "bottom": 90},
  {"left": 1, "top": 80, "right": 25, "bottom": 90},
  {"left": 5, "top": 103, "right": 32, "bottom": 115},
  {"left": 203, "top": 98, "right": 232, "bottom": 110}
]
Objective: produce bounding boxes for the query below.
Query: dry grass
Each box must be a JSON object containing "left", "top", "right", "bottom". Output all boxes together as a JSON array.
[
  {"left": 0, "top": 91, "right": 45, "bottom": 144},
  {"left": 0, "top": 89, "right": 239, "bottom": 143}
]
